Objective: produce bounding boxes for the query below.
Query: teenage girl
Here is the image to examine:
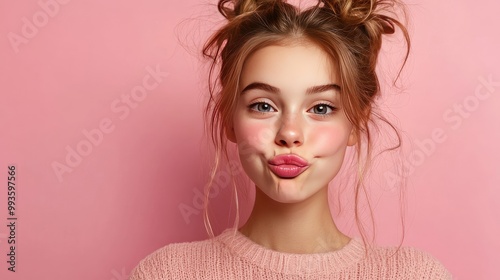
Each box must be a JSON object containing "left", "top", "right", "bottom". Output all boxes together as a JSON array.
[{"left": 130, "top": 0, "right": 452, "bottom": 279}]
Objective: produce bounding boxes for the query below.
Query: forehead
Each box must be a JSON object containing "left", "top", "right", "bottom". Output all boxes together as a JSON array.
[{"left": 239, "top": 42, "right": 339, "bottom": 90}]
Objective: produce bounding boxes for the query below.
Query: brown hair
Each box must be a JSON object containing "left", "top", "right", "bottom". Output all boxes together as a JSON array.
[{"left": 201, "top": 0, "right": 410, "bottom": 248}]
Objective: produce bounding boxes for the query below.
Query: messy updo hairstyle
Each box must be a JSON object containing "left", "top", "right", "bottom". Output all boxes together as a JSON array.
[{"left": 202, "top": 0, "right": 410, "bottom": 246}]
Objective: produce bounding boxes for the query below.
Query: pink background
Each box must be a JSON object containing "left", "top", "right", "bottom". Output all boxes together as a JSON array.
[{"left": 0, "top": 0, "right": 499, "bottom": 279}]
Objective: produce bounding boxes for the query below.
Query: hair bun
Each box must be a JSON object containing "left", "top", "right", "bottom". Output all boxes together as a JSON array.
[
  {"left": 320, "top": 0, "right": 397, "bottom": 35},
  {"left": 218, "top": 0, "right": 277, "bottom": 20}
]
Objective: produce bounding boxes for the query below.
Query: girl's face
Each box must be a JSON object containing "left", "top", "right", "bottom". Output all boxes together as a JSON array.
[{"left": 227, "top": 42, "right": 356, "bottom": 203}]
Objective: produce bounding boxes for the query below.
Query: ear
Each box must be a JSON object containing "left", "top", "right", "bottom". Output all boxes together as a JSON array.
[
  {"left": 226, "top": 124, "right": 237, "bottom": 143},
  {"left": 347, "top": 127, "right": 357, "bottom": 146}
]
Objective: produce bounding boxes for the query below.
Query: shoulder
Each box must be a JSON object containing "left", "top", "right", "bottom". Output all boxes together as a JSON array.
[
  {"left": 129, "top": 237, "right": 222, "bottom": 280},
  {"left": 361, "top": 243, "right": 452, "bottom": 280}
]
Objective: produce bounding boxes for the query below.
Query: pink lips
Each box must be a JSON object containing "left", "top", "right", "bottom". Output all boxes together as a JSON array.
[{"left": 268, "top": 154, "right": 309, "bottom": 178}]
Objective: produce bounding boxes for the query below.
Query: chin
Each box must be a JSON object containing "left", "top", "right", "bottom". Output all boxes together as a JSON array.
[{"left": 259, "top": 180, "right": 323, "bottom": 204}]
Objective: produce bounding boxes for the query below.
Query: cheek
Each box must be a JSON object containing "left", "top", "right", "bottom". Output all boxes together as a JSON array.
[
  {"left": 309, "top": 123, "right": 350, "bottom": 155},
  {"left": 234, "top": 121, "right": 275, "bottom": 156}
]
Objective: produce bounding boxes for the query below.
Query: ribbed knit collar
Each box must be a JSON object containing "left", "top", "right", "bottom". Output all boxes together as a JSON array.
[{"left": 215, "top": 228, "right": 366, "bottom": 275}]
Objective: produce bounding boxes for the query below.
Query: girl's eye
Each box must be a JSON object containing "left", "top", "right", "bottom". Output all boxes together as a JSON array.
[
  {"left": 248, "top": 102, "right": 336, "bottom": 115},
  {"left": 308, "top": 103, "right": 337, "bottom": 115},
  {"left": 249, "top": 102, "right": 276, "bottom": 113}
]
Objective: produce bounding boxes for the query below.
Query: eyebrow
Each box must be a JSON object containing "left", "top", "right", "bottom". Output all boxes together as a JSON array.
[{"left": 240, "top": 82, "right": 341, "bottom": 95}]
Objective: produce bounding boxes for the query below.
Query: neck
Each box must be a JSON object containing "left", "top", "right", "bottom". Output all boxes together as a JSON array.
[{"left": 239, "top": 186, "right": 350, "bottom": 254}]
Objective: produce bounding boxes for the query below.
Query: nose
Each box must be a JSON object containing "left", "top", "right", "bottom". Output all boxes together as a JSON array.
[{"left": 275, "top": 115, "right": 304, "bottom": 147}]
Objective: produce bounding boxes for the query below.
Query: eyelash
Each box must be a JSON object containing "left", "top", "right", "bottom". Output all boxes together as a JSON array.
[{"left": 248, "top": 101, "right": 338, "bottom": 117}]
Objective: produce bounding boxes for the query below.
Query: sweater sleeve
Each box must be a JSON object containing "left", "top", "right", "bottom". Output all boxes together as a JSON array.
[
  {"left": 423, "top": 255, "right": 453, "bottom": 280},
  {"left": 410, "top": 248, "right": 453, "bottom": 280},
  {"left": 129, "top": 246, "right": 171, "bottom": 280}
]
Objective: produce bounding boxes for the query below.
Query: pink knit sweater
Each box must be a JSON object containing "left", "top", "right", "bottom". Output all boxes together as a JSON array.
[{"left": 129, "top": 228, "right": 452, "bottom": 279}]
